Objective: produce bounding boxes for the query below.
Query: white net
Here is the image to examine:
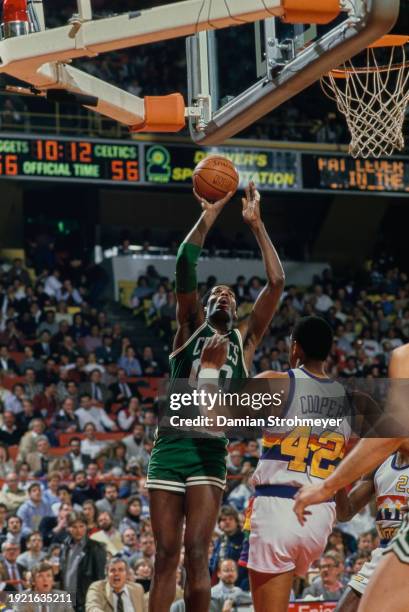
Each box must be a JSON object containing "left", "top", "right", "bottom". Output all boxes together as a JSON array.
[{"left": 321, "top": 41, "right": 409, "bottom": 158}]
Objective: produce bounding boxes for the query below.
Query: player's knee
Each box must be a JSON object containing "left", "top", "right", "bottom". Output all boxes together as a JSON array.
[
  {"left": 184, "top": 544, "right": 209, "bottom": 573},
  {"left": 154, "top": 542, "right": 180, "bottom": 570}
]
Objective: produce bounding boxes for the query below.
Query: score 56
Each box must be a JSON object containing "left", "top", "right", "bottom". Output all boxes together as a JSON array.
[
  {"left": 111, "top": 160, "right": 139, "bottom": 181},
  {"left": 0, "top": 154, "right": 18, "bottom": 176}
]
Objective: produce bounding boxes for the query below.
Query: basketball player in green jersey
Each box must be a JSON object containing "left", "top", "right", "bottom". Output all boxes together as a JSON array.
[{"left": 147, "top": 181, "right": 285, "bottom": 612}]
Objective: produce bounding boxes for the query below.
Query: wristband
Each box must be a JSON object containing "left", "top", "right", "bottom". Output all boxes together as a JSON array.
[{"left": 197, "top": 368, "right": 220, "bottom": 388}]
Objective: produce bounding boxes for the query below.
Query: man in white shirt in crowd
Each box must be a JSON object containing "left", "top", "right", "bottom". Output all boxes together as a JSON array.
[
  {"left": 75, "top": 394, "right": 118, "bottom": 432},
  {"left": 86, "top": 557, "right": 144, "bottom": 612},
  {"left": 313, "top": 284, "right": 333, "bottom": 313},
  {"left": 80, "top": 423, "right": 108, "bottom": 460}
]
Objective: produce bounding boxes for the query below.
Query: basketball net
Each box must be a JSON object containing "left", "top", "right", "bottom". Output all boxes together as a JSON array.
[{"left": 320, "top": 35, "right": 409, "bottom": 158}]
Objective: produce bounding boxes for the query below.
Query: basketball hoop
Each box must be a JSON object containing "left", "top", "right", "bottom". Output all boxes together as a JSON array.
[{"left": 321, "top": 35, "right": 409, "bottom": 158}]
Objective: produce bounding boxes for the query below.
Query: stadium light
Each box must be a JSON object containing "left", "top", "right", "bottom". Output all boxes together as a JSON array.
[{"left": 2, "top": 0, "right": 29, "bottom": 38}]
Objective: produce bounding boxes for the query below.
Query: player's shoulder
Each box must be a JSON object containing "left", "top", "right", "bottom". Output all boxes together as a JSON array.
[{"left": 255, "top": 370, "right": 289, "bottom": 380}]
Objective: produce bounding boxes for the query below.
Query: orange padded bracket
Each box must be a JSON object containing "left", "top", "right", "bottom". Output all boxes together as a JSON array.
[
  {"left": 130, "top": 93, "right": 186, "bottom": 133},
  {"left": 282, "top": 0, "right": 340, "bottom": 24}
]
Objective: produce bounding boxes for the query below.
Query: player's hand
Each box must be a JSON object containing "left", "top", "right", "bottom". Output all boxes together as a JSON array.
[
  {"left": 193, "top": 189, "right": 234, "bottom": 218},
  {"left": 242, "top": 181, "right": 261, "bottom": 229},
  {"left": 200, "top": 334, "right": 229, "bottom": 370},
  {"left": 293, "top": 483, "right": 334, "bottom": 525}
]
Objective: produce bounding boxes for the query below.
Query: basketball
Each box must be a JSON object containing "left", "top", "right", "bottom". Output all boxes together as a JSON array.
[{"left": 193, "top": 155, "right": 239, "bottom": 202}]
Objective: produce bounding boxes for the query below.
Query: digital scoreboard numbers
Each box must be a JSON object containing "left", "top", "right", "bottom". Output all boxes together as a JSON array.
[
  {"left": 303, "top": 153, "right": 409, "bottom": 194},
  {"left": 0, "top": 136, "right": 140, "bottom": 184}
]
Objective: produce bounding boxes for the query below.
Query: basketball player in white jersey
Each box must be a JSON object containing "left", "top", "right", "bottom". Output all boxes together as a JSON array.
[
  {"left": 294, "top": 343, "right": 409, "bottom": 612},
  {"left": 335, "top": 449, "right": 409, "bottom": 612},
  {"left": 199, "top": 315, "right": 350, "bottom": 612}
]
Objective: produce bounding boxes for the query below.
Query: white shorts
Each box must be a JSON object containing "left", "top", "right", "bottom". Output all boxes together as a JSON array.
[
  {"left": 247, "top": 496, "right": 336, "bottom": 576},
  {"left": 349, "top": 547, "right": 384, "bottom": 595}
]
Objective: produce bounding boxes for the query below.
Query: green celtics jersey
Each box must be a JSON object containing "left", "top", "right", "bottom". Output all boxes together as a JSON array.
[{"left": 169, "top": 321, "right": 248, "bottom": 384}]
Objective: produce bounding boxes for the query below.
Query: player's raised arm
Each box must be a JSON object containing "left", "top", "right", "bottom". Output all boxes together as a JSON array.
[
  {"left": 173, "top": 189, "right": 234, "bottom": 352},
  {"left": 238, "top": 181, "right": 285, "bottom": 365}
]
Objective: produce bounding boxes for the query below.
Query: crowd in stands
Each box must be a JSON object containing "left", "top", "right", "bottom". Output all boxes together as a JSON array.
[{"left": 0, "top": 235, "right": 405, "bottom": 610}]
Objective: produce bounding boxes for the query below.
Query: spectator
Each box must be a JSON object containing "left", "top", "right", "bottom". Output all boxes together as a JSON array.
[
  {"left": 80, "top": 423, "right": 108, "bottom": 459},
  {"left": 210, "top": 506, "right": 247, "bottom": 590},
  {"left": 71, "top": 471, "right": 100, "bottom": 506},
  {"left": 120, "top": 527, "right": 140, "bottom": 562},
  {"left": 43, "top": 472, "right": 62, "bottom": 506},
  {"left": 75, "top": 394, "right": 117, "bottom": 432},
  {"left": 12, "top": 561, "right": 74, "bottom": 611},
  {"left": 82, "top": 500, "right": 99, "bottom": 535},
  {"left": 96, "top": 335, "right": 118, "bottom": 364},
  {"left": 16, "top": 531, "right": 46, "bottom": 571},
  {"left": 39, "top": 502, "right": 72, "bottom": 547},
  {"left": 85, "top": 557, "right": 144, "bottom": 612},
  {"left": 26, "top": 436, "right": 54, "bottom": 477},
  {"left": 80, "top": 369, "right": 111, "bottom": 405},
  {"left": 16, "top": 399, "right": 38, "bottom": 433},
  {"left": 0, "top": 443, "right": 15, "bottom": 478},
  {"left": 52, "top": 397, "right": 80, "bottom": 433},
  {"left": 313, "top": 285, "right": 334, "bottom": 313},
  {"left": 22, "top": 369, "right": 42, "bottom": 400},
  {"left": 37, "top": 311, "right": 59, "bottom": 337},
  {"left": 90, "top": 510, "right": 123, "bottom": 556},
  {"left": 33, "top": 382, "right": 58, "bottom": 421},
  {"left": 210, "top": 559, "right": 252, "bottom": 610},
  {"left": 0, "top": 476, "right": 27, "bottom": 513},
  {"left": 5, "top": 515, "right": 30, "bottom": 549},
  {"left": 0, "top": 345, "right": 18, "bottom": 374},
  {"left": 119, "top": 495, "right": 143, "bottom": 536},
  {"left": 226, "top": 470, "right": 254, "bottom": 513},
  {"left": 96, "top": 483, "right": 125, "bottom": 527},
  {"left": 0, "top": 411, "right": 21, "bottom": 445},
  {"left": 117, "top": 397, "right": 142, "bottom": 432},
  {"left": 123, "top": 423, "right": 150, "bottom": 466},
  {"left": 0, "top": 541, "right": 26, "bottom": 593},
  {"left": 141, "top": 346, "right": 161, "bottom": 376},
  {"left": 109, "top": 368, "right": 141, "bottom": 403},
  {"left": 64, "top": 436, "right": 89, "bottom": 471},
  {"left": 60, "top": 511, "right": 106, "bottom": 612},
  {"left": 17, "top": 483, "right": 52, "bottom": 533},
  {"left": 117, "top": 346, "right": 142, "bottom": 376},
  {"left": 301, "top": 551, "right": 345, "bottom": 601},
  {"left": 18, "top": 418, "right": 47, "bottom": 462},
  {"left": 33, "top": 331, "right": 53, "bottom": 362}
]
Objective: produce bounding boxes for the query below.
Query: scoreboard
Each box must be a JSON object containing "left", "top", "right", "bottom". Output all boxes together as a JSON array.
[
  {"left": 0, "top": 134, "right": 408, "bottom": 196},
  {"left": 302, "top": 154, "right": 409, "bottom": 193},
  {"left": 0, "top": 136, "right": 139, "bottom": 183}
]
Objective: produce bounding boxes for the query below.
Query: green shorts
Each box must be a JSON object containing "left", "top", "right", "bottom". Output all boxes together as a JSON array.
[
  {"left": 147, "top": 436, "right": 227, "bottom": 494},
  {"left": 384, "top": 516, "right": 409, "bottom": 564}
]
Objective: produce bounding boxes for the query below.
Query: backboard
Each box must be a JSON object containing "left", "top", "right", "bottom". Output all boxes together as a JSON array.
[{"left": 187, "top": 0, "right": 401, "bottom": 144}]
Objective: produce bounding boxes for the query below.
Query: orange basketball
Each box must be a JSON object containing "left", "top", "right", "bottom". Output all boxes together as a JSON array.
[{"left": 193, "top": 155, "right": 239, "bottom": 202}]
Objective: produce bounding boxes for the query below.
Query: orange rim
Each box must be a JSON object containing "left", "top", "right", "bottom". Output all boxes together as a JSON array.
[
  {"left": 326, "top": 34, "right": 409, "bottom": 78},
  {"left": 368, "top": 34, "right": 409, "bottom": 48}
]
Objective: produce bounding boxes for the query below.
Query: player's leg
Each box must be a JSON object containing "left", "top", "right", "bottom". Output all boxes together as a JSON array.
[
  {"left": 335, "top": 587, "right": 361, "bottom": 612},
  {"left": 249, "top": 568, "right": 294, "bottom": 612},
  {"left": 358, "top": 553, "right": 409, "bottom": 612},
  {"left": 183, "top": 484, "right": 224, "bottom": 612},
  {"left": 148, "top": 489, "right": 185, "bottom": 612}
]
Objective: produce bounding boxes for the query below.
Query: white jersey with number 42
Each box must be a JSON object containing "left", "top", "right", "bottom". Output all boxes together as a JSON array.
[{"left": 252, "top": 367, "right": 351, "bottom": 489}]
